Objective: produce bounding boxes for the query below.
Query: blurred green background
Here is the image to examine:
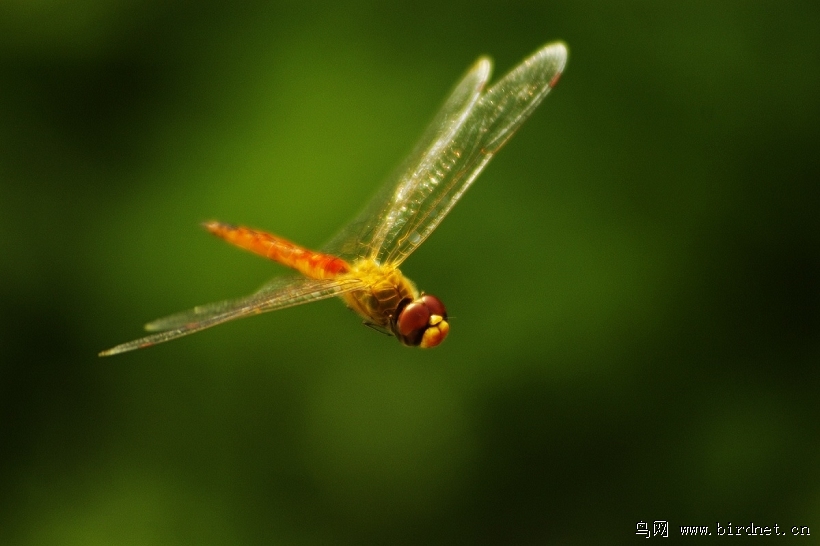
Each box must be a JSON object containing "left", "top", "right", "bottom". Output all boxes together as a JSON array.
[{"left": 1, "top": 1, "right": 818, "bottom": 544}]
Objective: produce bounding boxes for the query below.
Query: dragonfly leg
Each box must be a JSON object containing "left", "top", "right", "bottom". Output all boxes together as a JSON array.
[{"left": 363, "top": 321, "right": 393, "bottom": 336}]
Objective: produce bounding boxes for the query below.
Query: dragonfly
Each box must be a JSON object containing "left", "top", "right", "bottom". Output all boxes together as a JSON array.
[{"left": 100, "top": 41, "right": 567, "bottom": 356}]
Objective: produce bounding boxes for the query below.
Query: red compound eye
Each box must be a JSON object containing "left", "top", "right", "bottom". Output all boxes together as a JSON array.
[
  {"left": 397, "top": 302, "right": 430, "bottom": 337},
  {"left": 420, "top": 294, "right": 447, "bottom": 319},
  {"left": 394, "top": 294, "right": 449, "bottom": 347}
]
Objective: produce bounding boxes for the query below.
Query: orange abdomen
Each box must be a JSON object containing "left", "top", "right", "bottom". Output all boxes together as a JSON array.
[{"left": 204, "top": 221, "right": 349, "bottom": 279}]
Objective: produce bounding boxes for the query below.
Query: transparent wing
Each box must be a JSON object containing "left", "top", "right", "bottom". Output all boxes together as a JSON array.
[
  {"left": 99, "top": 276, "right": 365, "bottom": 356},
  {"left": 324, "top": 41, "right": 567, "bottom": 266},
  {"left": 322, "top": 54, "right": 492, "bottom": 260}
]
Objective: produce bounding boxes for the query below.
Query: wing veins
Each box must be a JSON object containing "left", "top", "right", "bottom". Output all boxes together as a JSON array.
[
  {"left": 321, "top": 42, "right": 566, "bottom": 266},
  {"left": 378, "top": 42, "right": 567, "bottom": 265},
  {"left": 99, "top": 277, "right": 365, "bottom": 356}
]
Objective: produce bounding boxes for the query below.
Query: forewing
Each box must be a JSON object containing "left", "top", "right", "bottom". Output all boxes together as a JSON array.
[
  {"left": 321, "top": 55, "right": 492, "bottom": 260},
  {"left": 99, "top": 276, "right": 365, "bottom": 356},
  {"left": 327, "top": 41, "right": 567, "bottom": 266}
]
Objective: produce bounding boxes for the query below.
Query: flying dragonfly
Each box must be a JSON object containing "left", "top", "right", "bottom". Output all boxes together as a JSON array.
[{"left": 100, "top": 41, "right": 567, "bottom": 356}]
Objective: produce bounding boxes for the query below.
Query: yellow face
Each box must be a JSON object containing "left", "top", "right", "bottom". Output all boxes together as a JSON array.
[{"left": 419, "top": 314, "right": 450, "bottom": 348}]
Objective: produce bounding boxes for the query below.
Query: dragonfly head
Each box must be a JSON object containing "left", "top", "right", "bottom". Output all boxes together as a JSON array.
[{"left": 393, "top": 294, "right": 449, "bottom": 348}]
